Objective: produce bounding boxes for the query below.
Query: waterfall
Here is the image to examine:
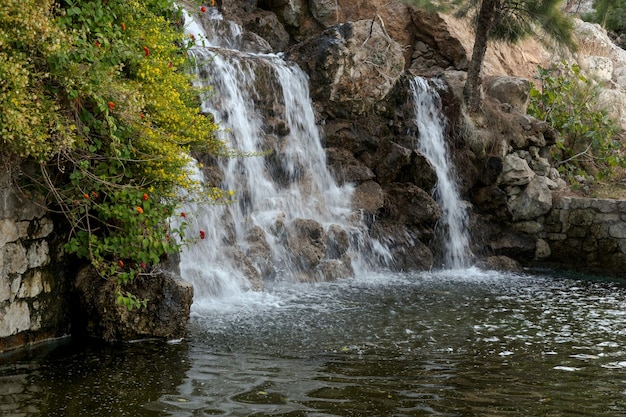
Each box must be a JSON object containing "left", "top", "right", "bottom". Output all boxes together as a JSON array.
[
  {"left": 410, "top": 77, "right": 472, "bottom": 269},
  {"left": 178, "top": 8, "right": 391, "bottom": 301}
]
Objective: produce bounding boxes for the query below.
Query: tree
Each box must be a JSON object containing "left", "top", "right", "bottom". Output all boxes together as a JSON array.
[{"left": 461, "top": 0, "right": 576, "bottom": 112}]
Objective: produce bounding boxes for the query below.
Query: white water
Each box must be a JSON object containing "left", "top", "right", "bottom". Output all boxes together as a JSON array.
[
  {"left": 410, "top": 77, "right": 472, "bottom": 268},
  {"left": 177, "top": 10, "right": 474, "bottom": 304},
  {"left": 179, "top": 8, "right": 392, "bottom": 303}
]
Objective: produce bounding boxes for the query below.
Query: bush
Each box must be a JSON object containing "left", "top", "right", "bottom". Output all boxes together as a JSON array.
[
  {"left": 1, "top": 0, "right": 225, "bottom": 308},
  {"left": 527, "top": 61, "right": 624, "bottom": 182}
]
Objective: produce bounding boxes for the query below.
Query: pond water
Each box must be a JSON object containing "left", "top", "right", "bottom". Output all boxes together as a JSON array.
[{"left": 1, "top": 268, "right": 625, "bottom": 416}]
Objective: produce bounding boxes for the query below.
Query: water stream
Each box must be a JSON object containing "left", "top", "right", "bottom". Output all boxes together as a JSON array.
[
  {"left": 179, "top": 8, "right": 390, "bottom": 301},
  {"left": 410, "top": 77, "right": 471, "bottom": 269}
]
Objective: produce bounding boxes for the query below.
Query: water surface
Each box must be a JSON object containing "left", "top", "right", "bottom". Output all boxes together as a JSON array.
[{"left": 2, "top": 269, "right": 625, "bottom": 416}]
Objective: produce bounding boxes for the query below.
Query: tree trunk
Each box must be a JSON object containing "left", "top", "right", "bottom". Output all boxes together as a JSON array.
[{"left": 463, "top": 0, "right": 498, "bottom": 113}]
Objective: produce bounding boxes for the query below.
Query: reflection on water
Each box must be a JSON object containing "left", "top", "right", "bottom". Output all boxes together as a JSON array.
[{"left": 1, "top": 269, "right": 626, "bottom": 416}]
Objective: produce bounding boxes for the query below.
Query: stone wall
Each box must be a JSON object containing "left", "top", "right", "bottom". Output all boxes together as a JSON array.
[
  {"left": 0, "top": 163, "right": 70, "bottom": 353},
  {"left": 541, "top": 195, "right": 626, "bottom": 274}
]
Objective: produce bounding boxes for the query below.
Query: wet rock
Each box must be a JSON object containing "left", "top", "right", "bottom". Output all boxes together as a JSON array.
[
  {"left": 73, "top": 266, "right": 193, "bottom": 342},
  {"left": 476, "top": 255, "right": 523, "bottom": 272},
  {"left": 382, "top": 183, "right": 441, "bottom": 226},
  {"left": 284, "top": 218, "right": 326, "bottom": 274},
  {"left": 370, "top": 221, "right": 434, "bottom": 271},
  {"left": 352, "top": 180, "right": 385, "bottom": 216},
  {"left": 325, "top": 147, "right": 375, "bottom": 184}
]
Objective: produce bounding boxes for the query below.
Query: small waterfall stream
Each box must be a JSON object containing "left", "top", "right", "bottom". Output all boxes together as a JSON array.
[
  {"left": 410, "top": 77, "right": 472, "bottom": 268},
  {"left": 179, "top": 8, "right": 390, "bottom": 301}
]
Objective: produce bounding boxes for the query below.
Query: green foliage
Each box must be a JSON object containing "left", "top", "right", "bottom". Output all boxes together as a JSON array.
[
  {"left": 528, "top": 61, "right": 624, "bottom": 181},
  {"left": 1, "top": 0, "right": 226, "bottom": 309},
  {"left": 587, "top": 0, "right": 626, "bottom": 32}
]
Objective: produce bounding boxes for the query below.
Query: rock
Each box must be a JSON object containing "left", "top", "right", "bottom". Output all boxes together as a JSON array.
[
  {"left": 535, "top": 238, "right": 551, "bottom": 260},
  {"left": 352, "top": 180, "right": 385, "bottom": 216},
  {"left": 244, "top": 226, "right": 273, "bottom": 281},
  {"left": 73, "top": 266, "right": 193, "bottom": 342},
  {"left": 484, "top": 76, "right": 531, "bottom": 113},
  {"left": 325, "top": 147, "right": 375, "bottom": 184},
  {"left": 581, "top": 55, "right": 614, "bottom": 81},
  {"left": 382, "top": 183, "right": 441, "bottom": 226},
  {"left": 286, "top": 20, "right": 405, "bottom": 116},
  {"left": 325, "top": 224, "right": 351, "bottom": 259},
  {"left": 408, "top": 9, "right": 469, "bottom": 73},
  {"left": 242, "top": 10, "right": 291, "bottom": 51},
  {"left": 477, "top": 255, "right": 523, "bottom": 272},
  {"left": 490, "top": 230, "right": 537, "bottom": 260},
  {"left": 283, "top": 218, "right": 326, "bottom": 274},
  {"left": 310, "top": 0, "right": 340, "bottom": 28},
  {"left": 507, "top": 175, "right": 553, "bottom": 221},
  {"left": 370, "top": 221, "right": 434, "bottom": 271},
  {"left": 374, "top": 141, "right": 413, "bottom": 185},
  {"left": 499, "top": 154, "right": 535, "bottom": 186}
]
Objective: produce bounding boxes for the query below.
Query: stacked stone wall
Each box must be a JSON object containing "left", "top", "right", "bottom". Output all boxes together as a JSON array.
[
  {"left": 541, "top": 195, "right": 626, "bottom": 274},
  {"left": 0, "top": 164, "right": 70, "bottom": 353}
]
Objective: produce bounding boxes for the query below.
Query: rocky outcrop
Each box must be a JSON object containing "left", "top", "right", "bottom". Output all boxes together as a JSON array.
[
  {"left": 0, "top": 163, "right": 70, "bottom": 353},
  {"left": 286, "top": 19, "right": 405, "bottom": 116},
  {"left": 73, "top": 264, "right": 193, "bottom": 342}
]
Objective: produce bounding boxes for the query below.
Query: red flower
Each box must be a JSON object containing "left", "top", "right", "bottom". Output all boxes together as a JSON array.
[
  {"left": 200, "top": 6, "right": 207, "bottom": 13},
  {"left": 121, "top": 22, "right": 126, "bottom": 31},
  {"left": 168, "top": 61, "right": 173, "bottom": 68},
  {"left": 142, "top": 193, "right": 149, "bottom": 201},
  {"left": 108, "top": 101, "right": 115, "bottom": 110},
  {"left": 118, "top": 260, "right": 124, "bottom": 267},
  {"left": 136, "top": 206, "right": 144, "bottom": 214},
  {"left": 181, "top": 212, "right": 187, "bottom": 218},
  {"left": 91, "top": 191, "right": 98, "bottom": 198},
  {"left": 199, "top": 230, "right": 205, "bottom": 239},
  {"left": 95, "top": 40, "right": 101, "bottom": 47},
  {"left": 83, "top": 193, "right": 90, "bottom": 199},
  {"left": 143, "top": 46, "right": 150, "bottom": 56},
  {"left": 140, "top": 113, "right": 145, "bottom": 119},
  {"left": 190, "top": 34, "right": 195, "bottom": 41},
  {"left": 140, "top": 262, "right": 147, "bottom": 269}
]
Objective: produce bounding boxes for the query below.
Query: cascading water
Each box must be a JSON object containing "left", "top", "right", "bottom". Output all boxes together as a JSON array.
[
  {"left": 178, "top": 8, "right": 391, "bottom": 302},
  {"left": 410, "top": 77, "right": 472, "bottom": 269}
]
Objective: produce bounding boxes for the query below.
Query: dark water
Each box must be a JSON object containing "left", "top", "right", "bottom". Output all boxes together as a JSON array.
[{"left": 2, "top": 268, "right": 625, "bottom": 416}]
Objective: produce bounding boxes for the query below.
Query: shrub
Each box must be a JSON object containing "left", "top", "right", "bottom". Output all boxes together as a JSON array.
[
  {"left": 1, "top": 0, "right": 225, "bottom": 309},
  {"left": 527, "top": 61, "right": 624, "bottom": 182}
]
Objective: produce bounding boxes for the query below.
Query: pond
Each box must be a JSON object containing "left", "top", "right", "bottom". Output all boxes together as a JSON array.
[{"left": 1, "top": 268, "right": 625, "bottom": 416}]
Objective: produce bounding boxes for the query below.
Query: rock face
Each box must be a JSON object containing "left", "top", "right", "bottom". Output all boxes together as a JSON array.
[
  {"left": 286, "top": 19, "right": 405, "bottom": 116},
  {"left": 73, "top": 264, "right": 193, "bottom": 342},
  {"left": 0, "top": 163, "right": 71, "bottom": 353}
]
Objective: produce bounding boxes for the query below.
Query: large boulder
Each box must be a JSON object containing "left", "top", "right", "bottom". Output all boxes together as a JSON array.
[
  {"left": 286, "top": 19, "right": 405, "bottom": 116},
  {"left": 507, "top": 175, "right": 553, "bottom": 221},
  {"left": 73, "top": 265, "right": 193, "bottom": 342},
  {"left": 484, "top": 76, "right": 531, "bottom": 113}
]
